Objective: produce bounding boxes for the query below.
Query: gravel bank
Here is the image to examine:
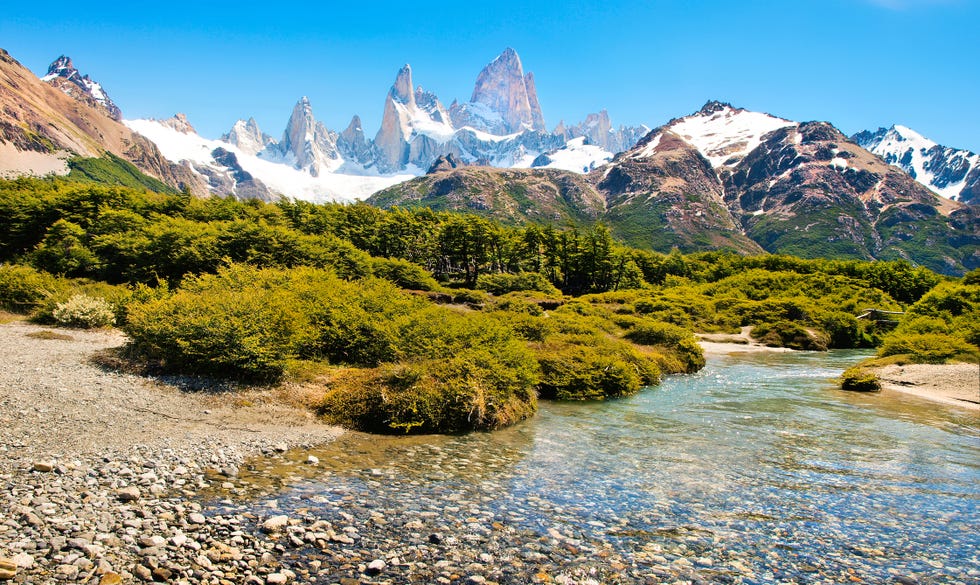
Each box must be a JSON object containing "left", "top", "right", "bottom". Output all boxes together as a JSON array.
[{"left": 0, "top": 320, "right": 342, "bottom": 584}]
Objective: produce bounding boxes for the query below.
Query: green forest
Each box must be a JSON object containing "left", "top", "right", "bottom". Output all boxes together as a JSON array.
[{"left": 1, "top": 176, "right": 977, "bottom": 433}]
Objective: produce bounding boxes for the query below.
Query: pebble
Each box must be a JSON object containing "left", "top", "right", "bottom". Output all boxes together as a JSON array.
[
  {"left": 261, "top": 515, "right": 289, "bottom": 533},
  {"left": 188, "top": 512, "right": 207, "bottom": 524},
  {"left": 115, "top": 485, "right": 141, "bottom": 502},
  {"left": 32, "top": 460, "right": 54, "bottom": 472}
]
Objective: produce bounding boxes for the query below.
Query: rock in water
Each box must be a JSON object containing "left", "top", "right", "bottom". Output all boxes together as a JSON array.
[
  {"left": 261, "top": 515, "right": 289, "bottom": 533},
  {"left": 366, "top": 559, "right": 386, "bottom": 575}
]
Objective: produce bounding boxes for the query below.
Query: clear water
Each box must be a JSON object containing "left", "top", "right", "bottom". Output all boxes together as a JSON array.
[{"left": 237, "top": 350, "right": 980, "bottom": 583}]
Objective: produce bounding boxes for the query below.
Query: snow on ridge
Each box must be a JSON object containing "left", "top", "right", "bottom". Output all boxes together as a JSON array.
[
  {"left": 125, "top": 119, "right": 415, "bottom": 202},
  {"left": 516, "top": 137, "right": 614, "bottom": 174},
  {"left": 669, "top": 106, "right": 794, "bottom": 168},
  {"left": 863, "top": 125, "right": 979, "bottom": 201}
]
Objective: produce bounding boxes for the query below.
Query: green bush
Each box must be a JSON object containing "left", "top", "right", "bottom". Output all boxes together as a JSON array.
[
  {"left": 124, "top": 266, "right": 313, "bottom": 380},
  {"left": 752, "top": 320, "right": 829, "bottom": 351},
  {"left": 840, "top": 366, "right": 881, "bottom": 392},
  {"left": 476, "top": 271, "right": 561, "bottom": 296},
  {"left": 371, "top": 257, "right": 439, "bottom": 291},
  {"left": 0, "top": 264, "right": 64, "bottom": 313},
  {"left": 624, "top": 320, "right": 692, "bottom": 346},
  {"left": 319, "top": 341, "right": 539, "bottom": 433},
  {"left": 879, "top": 333, "right": 978, "bottom": 364},
  {"left": 51, "top": 294, "right": 116, "bottom": 328}
]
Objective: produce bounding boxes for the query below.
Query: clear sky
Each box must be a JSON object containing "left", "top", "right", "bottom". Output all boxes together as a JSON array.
[{"left": 3, "top": 0, "right": 978, "bottom": 152}]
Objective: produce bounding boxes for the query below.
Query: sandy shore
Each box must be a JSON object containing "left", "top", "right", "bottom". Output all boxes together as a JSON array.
[
  {"left": 870, "top": 362, "right": 979, "bottom": 411},
  {"left": 697, "top": 327, "right": 795, "bottom": 356}
]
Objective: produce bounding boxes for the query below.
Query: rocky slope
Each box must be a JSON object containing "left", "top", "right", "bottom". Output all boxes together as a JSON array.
[
  {"left": 41, "top": 55, "right": 122, "bottom": 121},
  {"left": 0, "top": 49, "right": 206, "bottom": 194},
  {"left": 369, "top": 166, "right": 605, "bottom": 226},
  {"left": 853, "top": 125, "right": 980, "bottom": 205}
]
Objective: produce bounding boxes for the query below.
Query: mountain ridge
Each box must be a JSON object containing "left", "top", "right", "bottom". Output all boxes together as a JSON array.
[{"left": 371, "top": 102, "right": 979, "bottom": 275}]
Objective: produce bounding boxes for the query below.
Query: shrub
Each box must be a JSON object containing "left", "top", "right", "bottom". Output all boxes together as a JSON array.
[
  {"left": 476, "top": 272, "right": 561, "bottom": 296},
  {"left": 124, "top": 266, "right": 314, "bottom": 381},
  {"left": 0, "top": 264, "right": 63, "bottom": 313},
  {"left": 624, "top": 321, "right": 692, "bottom": 346},
  {"left": 319, "top": 344, "right": 539, "bottom": 434},
  {"left": 51, "top": 294, "right": 116, "bottom": 328},
  {"left": 752, "top": 320, "right": 829, "bottom": 351},
  {"left": 533, "top": 335, "right": 662, "bottom": 400},
  {"left": 879, "top": 333, "right": 978, "bottom": 364},
  {"left": 840, "top": 367, "right": 881, "bottom": 392},
  {"left": 371, "top": 257, "right": 439, "bottom": 291}
]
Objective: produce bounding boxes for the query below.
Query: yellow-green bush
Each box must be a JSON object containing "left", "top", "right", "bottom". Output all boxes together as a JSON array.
[
  {"left": 840, "top": 366, "right": 881, "bottom": 392},
  {"left": 319, "top": 335, "right": 539, "bottom": 433},
  {"left": 476, "top": 271, "right": 561, "bottom": 296},
  {"left": 0, "top": 264, "right": 64, "bottom": 313},
  {"left": 879, "top": 333, "right": 978, "bottom": 364}
]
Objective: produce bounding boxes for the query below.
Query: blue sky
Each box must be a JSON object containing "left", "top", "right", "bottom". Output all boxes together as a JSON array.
[{"left": 3, "top": 0, "right": 978, "bottom": 152}]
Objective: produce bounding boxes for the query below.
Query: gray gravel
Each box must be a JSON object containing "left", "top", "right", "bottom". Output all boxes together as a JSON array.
[{"left": 0, "top": 320, "right": 341, "bottom": 583}]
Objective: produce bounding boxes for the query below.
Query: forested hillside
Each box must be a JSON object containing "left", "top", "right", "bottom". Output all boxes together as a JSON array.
[{"left": 1, "top": 176, "right": 974, "bottom": 433}]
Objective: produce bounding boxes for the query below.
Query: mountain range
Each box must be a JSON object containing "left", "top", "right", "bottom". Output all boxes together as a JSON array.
[
  {"left": 0, "top": 46, "right": 976, "bottom": 274},
  {"left": 371, "top": 102, "right": 979, "bottom": 274},
  {"left": 121, "top": 48, "right": 647, "bottom": 202}
]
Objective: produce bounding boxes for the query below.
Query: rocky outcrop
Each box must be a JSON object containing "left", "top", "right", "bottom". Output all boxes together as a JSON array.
[
  {"left": 427, "top": 153, "right": 465, "bottom": 174},
  {"left": 451, "top": 48, "right": 545, "bottom": 134},
  {"left": 159, "top": 113, "right": 196, "bottom": 134},
  {"left": 337, "top": 115, "right": 372, "bottom": 165},
  {"left": 274, "top": 97, "right": 340, "bottom": 176},
  {"left": 41, "top": 55, "right": 122, "bottom": 121},
  {"left": 222, "top": 117, "right": 273, "bottom": 156},
  {"left": 208, "top": 147, "right": 275, "bottom": 201}
]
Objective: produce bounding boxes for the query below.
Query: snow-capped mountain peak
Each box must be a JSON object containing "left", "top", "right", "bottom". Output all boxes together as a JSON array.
[
  {"left": 661, "top": 101, "right": 794, "bottom": 168},
  {"left": 853, "top": 125, "right": 980, "bottom": 203},
  {"left": 40, "top": 55, "right": 122, "bottom": 121}
]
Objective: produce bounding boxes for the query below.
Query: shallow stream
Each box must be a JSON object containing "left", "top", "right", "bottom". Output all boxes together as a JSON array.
[{"left": 215, "top": 350, "right": 979, "bottom": 584}]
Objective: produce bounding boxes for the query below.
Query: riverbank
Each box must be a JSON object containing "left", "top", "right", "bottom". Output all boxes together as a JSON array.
[
  {"left": 0, "top": 320, "right": 342, "bottom": 583},
  {"left": 870, "top": 362, "right": 979, "bottom": 410},
  {"left": 697, "top": 327, "right": 795, "bottom": 356}
]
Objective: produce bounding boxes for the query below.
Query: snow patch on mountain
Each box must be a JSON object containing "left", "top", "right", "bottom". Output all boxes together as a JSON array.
[
  {"left": 667, "top": 103, "right": 794, "bottom": 168},
  {"left": 526, "top": 137, "right": 615, "bottom": 173},
  {"left": 125, "top": 119, "right": 413, "bottom": 202},
  {"left": 853, "top": 125, "right": 980, "bottom": 201}
]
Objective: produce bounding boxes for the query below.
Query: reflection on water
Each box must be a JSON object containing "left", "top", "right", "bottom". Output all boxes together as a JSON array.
[{"left": 235, "top": 350, "right": 979, "bottom": 583}]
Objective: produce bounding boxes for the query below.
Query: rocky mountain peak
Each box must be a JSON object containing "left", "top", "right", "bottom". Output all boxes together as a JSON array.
[
  {"left": 462, "top": 48, "right": 545, "bottom": 134},
  {"left": 222, "top": 117, "right": 272, "bottom": 156},
  {"left": 853, "top": 124, "right": 980, "bottom": 204},
  {"left": 160, "top": 113, "right": 196, "bottom": 134},
  {"left": 40, "top": 54, "right": 122, "bottom": 121},
  {"left": 45, "top": 55, "right": 75, "bottom": 78},
  {"left": 391, "top": 65, "right": 415, "bottom": 107},
  {"left": 698, "top": 100, "right": 736, "bottom": 116},
  {"left": 279, "top": 96, "right": 340, "bottom": 176}
]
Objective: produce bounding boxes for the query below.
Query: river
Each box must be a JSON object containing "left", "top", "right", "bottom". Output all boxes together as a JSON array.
[{"left": 220, "top": 350, "right": 979, "bottom": 584}]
